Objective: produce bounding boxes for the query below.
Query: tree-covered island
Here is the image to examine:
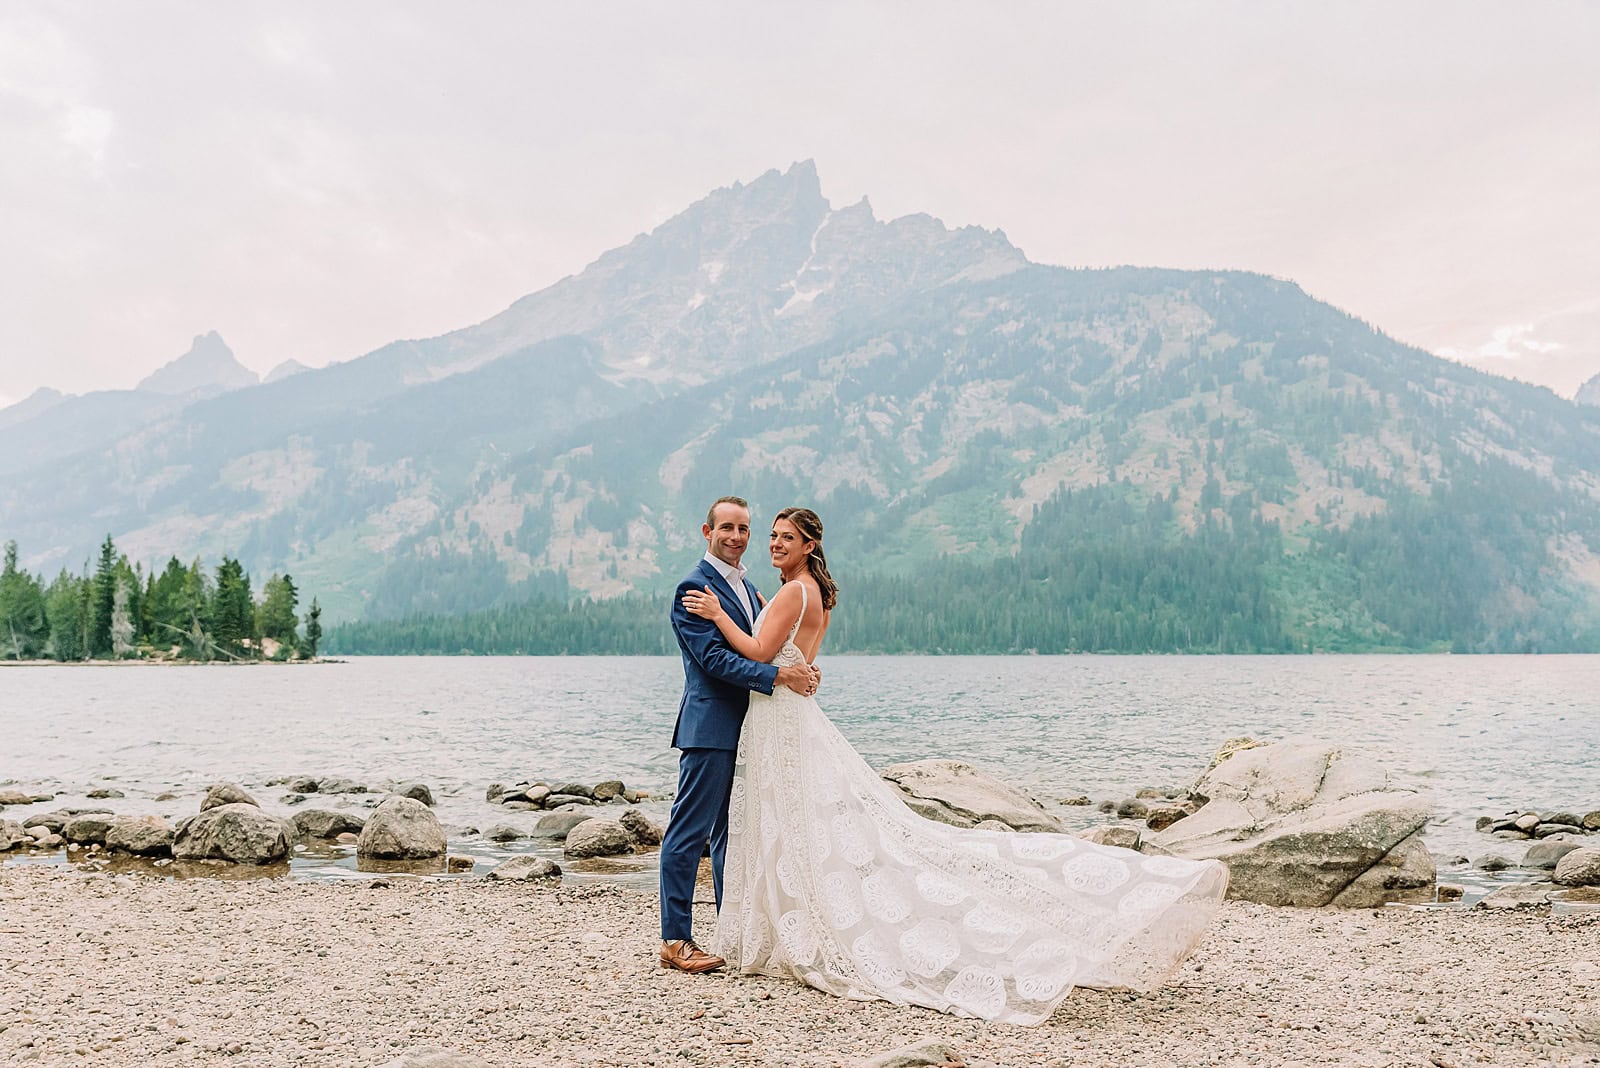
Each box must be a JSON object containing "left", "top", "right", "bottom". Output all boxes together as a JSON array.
[{"left": 0, "top": 536, "right": 322, "bottom": 662}]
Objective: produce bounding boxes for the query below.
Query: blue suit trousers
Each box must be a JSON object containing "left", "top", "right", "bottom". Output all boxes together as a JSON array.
[{"left": 658, "top": 746, "right": 738, "bottom": 942}]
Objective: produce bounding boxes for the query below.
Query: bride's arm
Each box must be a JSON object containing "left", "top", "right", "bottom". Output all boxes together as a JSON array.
[{"left": 682, "top": 583, "right": 803, "bottom": 663}]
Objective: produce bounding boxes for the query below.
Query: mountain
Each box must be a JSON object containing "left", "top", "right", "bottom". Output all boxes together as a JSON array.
[
  {"left": 4, "top": 162, "right": 1600, "bottom": 652},
  {"left": 264, "top": 359, "right": 311, "bottom": 384},
  {"left": 135, "top": 331, "right": 258, "bottom": 396},
  {"left": 1578, "top": 372, "right": 1600, "bottom": 407},
  {"left": 0, "top": 387, "right": 68, "bottom": 431}
]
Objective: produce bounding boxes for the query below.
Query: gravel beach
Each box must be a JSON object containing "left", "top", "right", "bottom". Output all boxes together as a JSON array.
[{"left": 0, "top": 865, "right": 1596, "bottom": 1067}]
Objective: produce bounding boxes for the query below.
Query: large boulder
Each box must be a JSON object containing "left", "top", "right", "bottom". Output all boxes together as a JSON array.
[
  {"left": 1150, "top": 738, "right": 1434, "bottom": 907},
  {"left": 563, "top": 818, "right": 633, "bottom": 858},
  {"left": 357, "top": 796, "right": 447, "bottom": 859},
  {"left": 173, "top": 803, "right": 291, "bottom": 864},
  {"left": 1554, "top": 848, "right": 1600, "bottom": 887},
  {"left": 879, "top": 759, "right": 1061, "bottom": 832},
  {"left": 105, "top": 815, "right": 174, "bottom": 856},
  {"left": 202, "top": 783, "right": 259, "bottom": 811},
  {"left": 292, "top": 809, "right": 367, "bottom": 839}
]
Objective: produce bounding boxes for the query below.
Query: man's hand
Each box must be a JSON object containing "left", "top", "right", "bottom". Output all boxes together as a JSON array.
[{"left": 776, "top": 662, "right": 820, "bottom": 696}]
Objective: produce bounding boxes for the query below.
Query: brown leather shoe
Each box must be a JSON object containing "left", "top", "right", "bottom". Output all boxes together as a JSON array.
[{"left": 659, "top": 939, "right": 725, "bottom": 973}]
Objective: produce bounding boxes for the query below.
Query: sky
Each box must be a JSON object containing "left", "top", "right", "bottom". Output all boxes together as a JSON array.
[{"left": 2, "top": 1, "right": 1597, "bottom": 411}]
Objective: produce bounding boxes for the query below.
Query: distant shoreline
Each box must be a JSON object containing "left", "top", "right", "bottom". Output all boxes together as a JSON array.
[{"left": 0, "top": 658, "right": 339, "bottom": 667}]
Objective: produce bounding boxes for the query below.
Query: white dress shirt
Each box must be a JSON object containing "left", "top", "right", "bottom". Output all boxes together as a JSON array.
[{"left": 703, "top": 551, "right": 755, "bottom": 626}]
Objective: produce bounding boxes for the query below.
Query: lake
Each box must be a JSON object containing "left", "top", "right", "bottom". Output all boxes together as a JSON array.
[{"left": 2, "top": 654, "right": 1596, "bottom": 899}]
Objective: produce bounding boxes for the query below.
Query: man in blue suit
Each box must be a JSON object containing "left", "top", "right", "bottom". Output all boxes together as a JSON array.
[{"left": 658, "top": 495, "right": 819, "bottom": 973}]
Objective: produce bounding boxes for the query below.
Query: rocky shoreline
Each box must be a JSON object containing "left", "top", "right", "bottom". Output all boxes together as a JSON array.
[
  {"left": 4, "top": 736, "right": 1600, "bottom": 910},
  {"left": 0, "top": 865, "right": 1596, "bottom": 1067}
]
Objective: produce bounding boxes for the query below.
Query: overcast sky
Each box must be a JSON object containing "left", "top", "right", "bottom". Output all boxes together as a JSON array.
[{"left": 3, "top": 1, "right": 1597, "bottom": 410}]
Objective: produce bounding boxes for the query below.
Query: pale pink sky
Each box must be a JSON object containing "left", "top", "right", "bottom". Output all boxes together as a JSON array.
[{"left": 2, "top": 1, "right": 1596, "bottom": 408}]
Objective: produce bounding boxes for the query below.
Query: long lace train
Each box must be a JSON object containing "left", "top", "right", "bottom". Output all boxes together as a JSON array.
[{"left": 712, "top": 589, "right": 1229, "bottom": 1025}]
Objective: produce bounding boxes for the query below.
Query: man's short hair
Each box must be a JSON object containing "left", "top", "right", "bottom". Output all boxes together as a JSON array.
[{"left": 705, "top": 495, "right": 750, "bottom": 529}]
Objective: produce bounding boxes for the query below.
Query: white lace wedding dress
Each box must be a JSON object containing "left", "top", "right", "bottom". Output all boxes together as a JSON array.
[{"left": 713, "top": 585, "right": 1230, "bottom": 1025}]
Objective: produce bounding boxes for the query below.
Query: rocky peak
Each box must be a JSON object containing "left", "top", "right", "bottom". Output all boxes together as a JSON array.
[
  {"left": 0, "top": 387, "right": 69, "bottom": 431},
  {"left": 264, "top": 359, "right": 311, "bottom": 384},
  {"left": 1577, "top": 371, "right": 1600, "bottom": 407},
  {"left": 136, "top": 331, "right": 259, "bottom": 397}
]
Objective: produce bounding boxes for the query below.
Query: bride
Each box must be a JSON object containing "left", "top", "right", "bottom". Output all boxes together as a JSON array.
[{"left": 680, "top": 507, "right": 1229, "bottom": 1026}]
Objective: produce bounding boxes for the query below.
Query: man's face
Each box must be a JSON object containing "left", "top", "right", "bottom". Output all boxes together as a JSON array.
[{"left": 703, "top": 503, "right": 751, "bottom": 567}]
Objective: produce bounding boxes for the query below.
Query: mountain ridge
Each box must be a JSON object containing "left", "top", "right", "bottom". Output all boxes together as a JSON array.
[{"left": 4, "top": 164, "right": 1599, "bottom": 652}]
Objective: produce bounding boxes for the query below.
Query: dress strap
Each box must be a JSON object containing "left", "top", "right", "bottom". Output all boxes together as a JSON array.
[{"left": 790, "top": 582, "right": 807, "bottom": 642}]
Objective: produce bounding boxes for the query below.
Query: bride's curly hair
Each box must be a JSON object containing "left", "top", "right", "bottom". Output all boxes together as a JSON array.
[{"left": 775, "top": 507, "right": 839, "bottom": 610}]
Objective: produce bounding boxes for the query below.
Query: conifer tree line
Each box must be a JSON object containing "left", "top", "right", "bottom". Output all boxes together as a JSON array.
[{"left": 0, "top": 535, "right": 322, "bottom": 662}]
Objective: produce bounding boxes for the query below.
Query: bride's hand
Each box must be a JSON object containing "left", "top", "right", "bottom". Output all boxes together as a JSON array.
[{"left": 682, "top": 585, "right": 726, "bottom": 621}]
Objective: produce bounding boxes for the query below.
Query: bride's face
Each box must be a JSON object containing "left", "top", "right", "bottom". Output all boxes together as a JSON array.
[{"left": 769, "top": 518, "right": 813, "bottom": 571}]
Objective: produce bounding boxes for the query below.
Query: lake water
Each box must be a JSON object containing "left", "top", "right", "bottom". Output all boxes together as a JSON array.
[{"left": 2, "top": 655, "right": 1596, "bottom": 901}]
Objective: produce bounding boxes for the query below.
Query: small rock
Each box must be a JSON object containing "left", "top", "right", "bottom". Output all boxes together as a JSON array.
[
  {"left": 973, "top": 819, "right": 1015, "bottom": 832},
  {"left": 1145, "top": 806, "right": 1188, "bottom": 832},
  {"left": 618, "top": 808, "right": 663, "bottom": 847},
  {"left": 1583, "top": 810, "right": 1600, "bottom": 831},
  {"left": 63, "top": 813, "right": 118, "bottom": 845},
  {"left": 1474, "top": 815, "right": 1494, "bottom": 832},
  {"left": 86, "top": 787, "right": 125, "bottom": 799},
  {"left": 552, "top": 782, "right": 594, "bottom": 799},
  {"left": 533, "top": 810, "right": 595, "bottom": 840},
  {"left": 1434, "top": 884, "right": 1464, "bottom": 902},
  {"left": 374, "top": 1046, "right": 495, "bottom": 1068},
  {"left": 446, "top": 856, "right": 474, "bottom": 873},
  {"left": 486, "top": 856, "right": 561, "bottom": 882},
  {"left": 1513, "top": 812, "right": 1541, "bottom": 832},
  {"left": 1541, "top": 811, "right": 1582, "bottom": 828},
  {"left": 288, "top": 777, "right": 320, "bottom": 794},
  {"left": 396, "top": 783, "right": 435, "bottom": 807},
  {"left": 201, "top": 783, "right": 259, "bottom": 811},
  {"left": 543, "top": 793, "right": 595, "bottom": 808},
  {"left": 105, "top": 815, "right": 174, "bottom": 856},
  {"left": 484, "top": 783, "right": 506, "bottom": 803},
  {"left": 318, "top": 777, "right": 368, "bottom": 795},
  {"left": 1096, "top": 799, "right": 1116, "bottom": 813},
  {"left": 1491, "top": 829, "right": 1530, "bottom": 840},
  {"left": 0, "top": 820, "right": 28, "bottom": 851},
  {"left": 1472, "top": 854, "right": 1513, "bottom": 872},
  {"left": 1115, "top": 798, "right": 1150, "bottom": 820},
  {"left": 279, "top": 793, "right": 308, "bottom": 805},
  {"left": 563, "top": 818, "right": 633, "bottom": 858},
  {"left": 292, "top": 810, "right": 366, "bottom": 839},
  {"left": 154, "top": 792, "right": 178, "bottom": 802},
  {"left": 1534, "top": 823, "right": 1583, "bottom": 839},
  {"left": 1524, "top": 841, "right": 1583, "bottom": 870},
  {"left": 1553, "top": 848, "right": 1600, "bottom": 887},
  {"left": 1076, "top": 825, "right": 1141, "bottom": 850},
  {"left": 485, "top": 824, "right": 526, "bottom": 842},
  {"left": 501, "top": 801, "right": 538, "bottom": 812},
  {"left": 1474, "top": 882, "right": 1558, "bottom": 909},
  {"left": 862, "top": 1036, "right": 966, "bottom": 1068},
  {"left": 0, "top": 789, "right": 39, "bottom": 806},
  {"left": 591, "top": 780, "right": 625, "bottom": 802}
]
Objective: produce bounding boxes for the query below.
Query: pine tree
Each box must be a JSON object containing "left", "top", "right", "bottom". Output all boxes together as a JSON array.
[
  {"left": 90, "top": 534, "right": 117, "bottom": 656},
  {"left": 210, "top": 557, "right": 254, "bottom": 655},
  {"left": 301, "top": 597, "right": 323, "bottom": 658},
  {"left": 44, "top": 570, "right": 87, "bottom": 661},
  {"left": 257, "top": 573, "right": 299, "bottom": 651},
  {"left": 0, "top": 540, "right": 48, "bottom": 659}
]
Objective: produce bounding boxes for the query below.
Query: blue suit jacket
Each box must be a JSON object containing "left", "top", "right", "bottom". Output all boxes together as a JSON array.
[{"left": 670, "top": 558, "right": 778, "bottom": 751}]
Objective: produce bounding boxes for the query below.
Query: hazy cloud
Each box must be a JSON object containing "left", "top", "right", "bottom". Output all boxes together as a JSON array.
[{"left": 2, "top": 1, "right": 1597, "bottom": 402}]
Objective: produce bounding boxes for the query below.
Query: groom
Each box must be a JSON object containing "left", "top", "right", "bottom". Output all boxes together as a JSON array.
[{"left": 658, "top": 495, "right": 819, "bottom": 973}]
